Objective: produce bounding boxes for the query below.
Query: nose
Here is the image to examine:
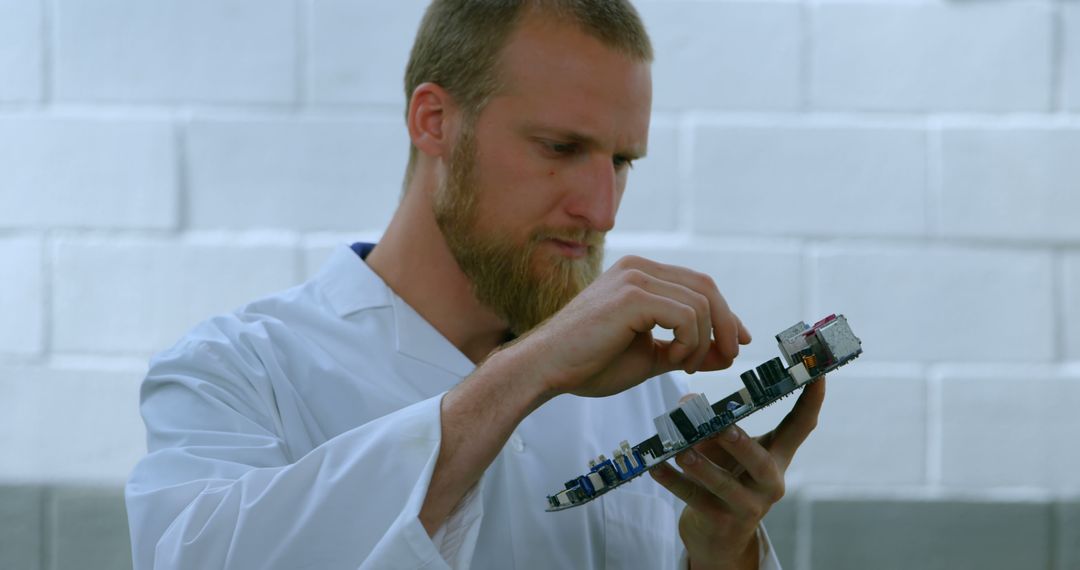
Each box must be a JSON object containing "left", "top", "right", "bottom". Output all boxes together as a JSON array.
[{"left": 566, "top": 154, "right": 618, "bottom": 232}]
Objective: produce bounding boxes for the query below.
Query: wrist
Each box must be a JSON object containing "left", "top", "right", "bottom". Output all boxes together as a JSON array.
[{"left": 484, "top": 339, "right": 560, "bottom": 411}]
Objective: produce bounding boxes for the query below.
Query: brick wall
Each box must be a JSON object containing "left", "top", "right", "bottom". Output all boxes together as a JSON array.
[{"left": 1, "top": 0, "right": 1077, "bottom": 568}]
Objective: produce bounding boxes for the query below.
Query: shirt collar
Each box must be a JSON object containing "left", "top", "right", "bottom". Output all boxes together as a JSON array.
[
  {"left": 315, "top": 244, "right": 475, "bottom": 378},
  {"left": 316, "top": 245, "right": 392, "bottom": 316}
]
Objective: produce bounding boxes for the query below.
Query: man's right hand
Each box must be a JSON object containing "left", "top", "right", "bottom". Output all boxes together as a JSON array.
[{"left": 513, "top": 255, "right": 752, "bottom": 399}]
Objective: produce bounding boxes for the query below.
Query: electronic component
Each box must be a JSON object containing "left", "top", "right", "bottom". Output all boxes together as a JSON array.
[{"left": 545, "top": 314, "right": 863, "bottom": 511}]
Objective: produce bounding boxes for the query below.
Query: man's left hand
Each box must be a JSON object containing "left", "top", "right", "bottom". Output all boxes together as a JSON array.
[{"left": 649, "top": 378, "right": 826, "bottom": 570}]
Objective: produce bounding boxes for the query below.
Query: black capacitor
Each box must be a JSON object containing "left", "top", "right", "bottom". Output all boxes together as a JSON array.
[
  {"left": 740, "top": 369, "right": 766, "bottom": 403},
  {"left": 765, "top": 357, "right": 788, "bottom": 384},
  {"left": 755, "top": 357, "right": 785, "bottom": 386},
  {"left": 669, "top": 408, "right": 699, "bottom": 442},
  {"left": 760, "top": 360, "right": 777, "bottom": 382},
  {"left": 598, "top": 464, "right": 618, "bottom": 486}
]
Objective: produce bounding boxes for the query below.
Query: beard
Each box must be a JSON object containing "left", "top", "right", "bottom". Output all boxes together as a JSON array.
[{"left": 433, "top": 124, "right": 605, "bottom": 336}]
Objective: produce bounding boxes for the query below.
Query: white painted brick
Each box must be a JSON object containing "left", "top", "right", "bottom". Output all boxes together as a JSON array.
[
  {"left": 811, "top": 4, "right": 1053, "bottom": 112},
  {"left": 304, "top": 244, "right": 339, "bottom": 280},
  {"left": 187, "top": 118, "right": 406, "bottom": 231},
  {"left": 616, "top": 119, "right": 679, "bottom": 232},
  {"left": 691, "top": 124, "right": 927, "bottom": 238},
  {"left": 308, "top": 0, "right": 428, "bottom": 106},
  {"left": 0, "top": 364, "right": 145, "bottom": 483},
  {"left": 0, "top": 0, "right": 42, "bottom": 101},
  {"left": 941, "top": 128, "right": 1080, "bottom": 242},
  {"left": 793, "top": 371, "right": 926, "bottom": 486},
  {"left": 940, "top": 370, "right": 1080, "bottom": 488},
  {"left": 54, "top": 0, "right": 295, "bottom": 103},
  {"left": 813, "top": 246, "right": 1055, "bottom": 362},
  {"left": 1065, "top": 5, "right": 1080, "bottom": 111},
  {"left": 0, "top": 237, "right": 43, "bottom": 356},
  {"left": 637, "top": 2, "right": 801, "bottom": 110},
  {"left": 0, "top": 118, "right": 176, "bottom": 229},
  {"left": 52, "top": 237, "right": 297, "bottom": 354},
  {"left": 604, "top": 240, "right": 802, "bottom": 362},
  {"left": 1067, "top": 253, "right": 1080, "bottom": 361}
]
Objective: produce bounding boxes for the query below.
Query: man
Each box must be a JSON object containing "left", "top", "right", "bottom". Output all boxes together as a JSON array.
[{"left": 126, "top": 1, "right": 823, "bottom": 568}]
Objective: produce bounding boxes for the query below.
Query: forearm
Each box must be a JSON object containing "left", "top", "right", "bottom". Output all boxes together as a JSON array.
[{"left": 419, "top": 343, "right": 554, "bottom": 535}]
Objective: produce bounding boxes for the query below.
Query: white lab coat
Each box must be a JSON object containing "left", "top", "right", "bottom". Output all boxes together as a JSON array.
[{"left": 126, "top": 244, "right": 782, "bottom": 569}]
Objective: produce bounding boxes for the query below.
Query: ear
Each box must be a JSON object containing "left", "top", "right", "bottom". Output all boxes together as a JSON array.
[{"left": 407, "top": 82, "right": 458, "bottom": 161}]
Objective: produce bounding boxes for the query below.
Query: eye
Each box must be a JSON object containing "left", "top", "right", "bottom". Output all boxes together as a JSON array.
[
  {"left": 613, "top": 155, "right": 635, "bottom": 170},
  {"left": 544, "top": 141, "right": 580, "bottom": 156}
]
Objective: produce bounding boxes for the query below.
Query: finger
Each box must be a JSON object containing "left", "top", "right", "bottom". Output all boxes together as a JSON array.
[
  {"left": 626, "top": 288, "right": 700, "bottom": 367},
  {"left": 713, "top": 425, "right": 784, "bottom": 502},
  {"left": 632, "top": 273, "right": 712, "bottom": 373},
  {"left": 735, "top": 314, "right": 752, "bottom": 345},
  {"left": 623, "top": 258, "right": 743, "bottom": 369},
  {"left": 764, "top": 377, "right": 826, "bottom": 468},
  {"left": 649, "top": 461, "right": 722, "bottom": 515},
  {"left": 690, "top": 434, "right": 739, "bottom": 472},
  {"left": 674, "top": 448, "right": 763, "bottom": 518}
]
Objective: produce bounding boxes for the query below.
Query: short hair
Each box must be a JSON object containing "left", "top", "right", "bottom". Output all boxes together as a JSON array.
[{"left": 402, "top": 0, "right": 653, "bottom": 185}]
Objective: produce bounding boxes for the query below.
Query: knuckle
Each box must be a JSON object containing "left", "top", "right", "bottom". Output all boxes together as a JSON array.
[
  {"left": 692, "top": 291, "right": 710, "bottom": 314},
  {"left": 615, "top": 255, "right": 643, "bottom": 270},
  {"left": 770, "top": 482, "right": 786, "bottom": 504},
  {"left": 697, "top": 272, "right": 718, "bottom": 292},
  {"left": 622, "top": 268, "right": 648, "bottom": 288},
  {"left": 678, "top": 303, "right": 698, "bottom": 324}
]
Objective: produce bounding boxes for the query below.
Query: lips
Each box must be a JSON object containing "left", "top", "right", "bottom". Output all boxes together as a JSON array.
[{"left": 547, "top": 238, "right": 589, "bottom": 259}]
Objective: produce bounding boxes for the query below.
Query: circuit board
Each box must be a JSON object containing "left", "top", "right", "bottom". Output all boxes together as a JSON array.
[{"left": 545, "top": 314, "right": 862, "bottom": 511}]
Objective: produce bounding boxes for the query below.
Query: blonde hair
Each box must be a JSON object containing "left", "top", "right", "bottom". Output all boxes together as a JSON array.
[{"left": 402, "top": 0, "right": 653, "bottom": 187}]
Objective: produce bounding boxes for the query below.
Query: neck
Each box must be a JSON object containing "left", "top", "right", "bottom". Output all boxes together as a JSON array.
[{"left": 366, "top": 173, "right": 510, "bottom": 364}]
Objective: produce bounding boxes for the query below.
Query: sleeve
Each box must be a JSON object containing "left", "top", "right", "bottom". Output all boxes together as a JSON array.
[
  {"left": 124, "top": 338, "right": 485, "bottom": 570},
  {"left": 675, "top": 525, "right": 782, "bottom": 569}
]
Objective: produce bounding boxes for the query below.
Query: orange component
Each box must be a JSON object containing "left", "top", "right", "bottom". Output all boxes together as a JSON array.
[{"left": 803, "top": 354, "right": 817, "bottom": 370}]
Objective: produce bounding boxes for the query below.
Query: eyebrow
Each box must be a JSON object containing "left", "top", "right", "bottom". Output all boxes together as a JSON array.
[{"left": 521, "top": 124, "right": 647, "bottom": 161}]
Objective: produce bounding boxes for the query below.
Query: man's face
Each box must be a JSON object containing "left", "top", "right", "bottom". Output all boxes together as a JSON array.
[{"left": 434, "top": 14, "right": 652, "bottom": 336}]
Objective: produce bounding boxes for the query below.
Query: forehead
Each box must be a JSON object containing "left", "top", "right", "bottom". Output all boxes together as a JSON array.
[{"left": 485, "top": 12, "right": 652, "bottom": 150}]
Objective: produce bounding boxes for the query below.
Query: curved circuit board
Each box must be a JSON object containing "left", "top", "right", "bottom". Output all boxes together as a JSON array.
[{"left": 545, "top": 314, "right": 863, "bottom": 512}]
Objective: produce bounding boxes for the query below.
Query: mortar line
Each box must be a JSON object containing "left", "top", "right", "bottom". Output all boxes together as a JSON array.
[
  {"left": 794, "top": 492, "right": 812, "bottom": 570},
  {"left": 1051, "top": 1, "right": 1065, "bottom": 113},
  {"left": 1047, "top": 498, "right": 1059, "bottom": 570},
  {"left": 174, "top": 120, "right": 190, "bottom": 233},
  {"left": 1053, "top": 248, "right": 1067, "bottom": 363},
  {"left": 40, "top": 485, "right": 52, "bottom": 570},
  {"left": 925, "top": 366, "right": 943, "bottom": 487},
  {"left": 677, "top": 112, "right": 696, "bottom": 236},
  {"left": 41, "top": 0, "right": 53, "bottom": 105},
  {"left": 41, "top": 231, "right": 53, "bottom": 362},
  {"left": 926, "top": 119, "right": 943, "bottom": 240},
  {"left": 295, "top": 0, "right": 309, "bottom": 109},
  {"left": 799, "top": 0, "right": 812, "bottom": 112}
]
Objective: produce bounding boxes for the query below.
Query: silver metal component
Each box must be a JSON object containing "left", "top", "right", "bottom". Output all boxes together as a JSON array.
[
  {"left": 816, "top": 315, "right": 861, "bottom": 363},
  {"left": 654, "top": 413, "right": 685, "bottom": 450},
  {"left": 680, "top": 394, "right": 716, "bottom": 429},
  {"left": 776, "top": 321, "right": 810, "bottom": 366}
]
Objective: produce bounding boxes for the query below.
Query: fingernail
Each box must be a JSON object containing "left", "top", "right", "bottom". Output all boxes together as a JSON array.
[
  {"left": 679, "top": 450, "right": 698, "bottom": 466},
  {"left": 724, "top": 427, "right": 741, "bottom": 442}
]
